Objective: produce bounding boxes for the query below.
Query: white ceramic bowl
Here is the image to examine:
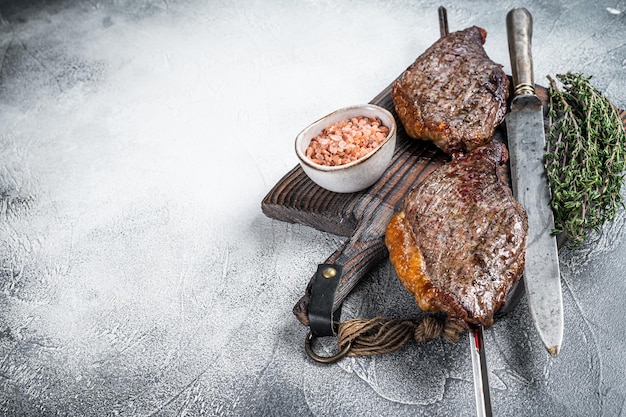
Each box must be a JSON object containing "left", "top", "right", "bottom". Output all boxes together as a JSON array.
[{"left": 295, "top": 104, "right": 397, "bottom": 193}]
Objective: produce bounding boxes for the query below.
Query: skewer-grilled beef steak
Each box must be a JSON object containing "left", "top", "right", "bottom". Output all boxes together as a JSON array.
[
  {"left": 385, "top": 142, "right": 527, "bottom": 328},
  {"left": 392, "top": 26, "right": 509, "bottom": 155}
]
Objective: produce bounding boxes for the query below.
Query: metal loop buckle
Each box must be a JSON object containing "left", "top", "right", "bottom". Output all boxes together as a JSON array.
[{"left": 304, "top": 331, "right": 352, "bottom": 364}]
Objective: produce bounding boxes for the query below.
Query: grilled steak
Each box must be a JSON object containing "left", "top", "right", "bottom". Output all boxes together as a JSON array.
[
  {"left": 385, "top": 142, "right": 527, "bottom": 328},
  {"left": 392, "top": 26, "right": 509, "bottom": 155}
]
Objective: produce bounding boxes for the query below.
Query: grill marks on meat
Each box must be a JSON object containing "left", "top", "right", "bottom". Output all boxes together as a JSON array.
[
  {"left": 385, "top": 143, "right": 528, "bottom": 328},
  {"left": 392, "top": 26, "right": 509, "bottom": 155},
  {"left": 386, "top": 27, "right": 522, "bottom": 327}
]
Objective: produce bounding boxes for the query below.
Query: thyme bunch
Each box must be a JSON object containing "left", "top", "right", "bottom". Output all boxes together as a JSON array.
[{"left": 545, "top": 72, "right": 626, "bottom": 247}]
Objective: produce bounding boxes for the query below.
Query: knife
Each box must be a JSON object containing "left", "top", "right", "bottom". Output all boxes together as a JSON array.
[{"left": 505, "top": 7, "right": 564, "bottom": 356}]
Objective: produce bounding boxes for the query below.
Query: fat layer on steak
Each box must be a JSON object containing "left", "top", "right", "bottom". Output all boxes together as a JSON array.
[
  {"left": 392, "top": 26, "right": 509, "bottom": 155},
  {"left": 385, "top": 142, "right": 527, "bottom": 328}
]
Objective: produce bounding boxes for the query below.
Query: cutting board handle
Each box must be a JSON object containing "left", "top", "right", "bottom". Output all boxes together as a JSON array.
[{"left": 293, "top": 231, "right": 388, "bottom": 327}]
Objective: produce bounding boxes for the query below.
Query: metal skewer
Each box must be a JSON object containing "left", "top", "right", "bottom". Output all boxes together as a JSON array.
[
  {"left": 469, "top": 326, "right": 493, "bottom": 417},
  {"left": 437, "top": 7, "right": 493, "bottom": 416}
]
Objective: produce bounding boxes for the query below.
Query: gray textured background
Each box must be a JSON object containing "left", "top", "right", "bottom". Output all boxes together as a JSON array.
[{"left": 0, "top": 0, "right": 625, "bottom": 416}]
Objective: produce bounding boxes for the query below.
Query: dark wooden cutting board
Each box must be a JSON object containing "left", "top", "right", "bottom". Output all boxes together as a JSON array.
[{"left": 262, "top": 78, "right": 626, "bottom": 326}]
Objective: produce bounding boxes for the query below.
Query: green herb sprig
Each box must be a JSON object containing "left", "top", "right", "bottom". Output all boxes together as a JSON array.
[{"left": 545, "top": 72, "right": 626, "bottom": 248}]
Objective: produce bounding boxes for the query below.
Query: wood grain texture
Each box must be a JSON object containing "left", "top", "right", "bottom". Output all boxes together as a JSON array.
[
  {"left": 261, "top": 78, "right": 626, "bottom": 327},
  {"left": 263, "top": 80, "right": 449, "bottom": 325}
]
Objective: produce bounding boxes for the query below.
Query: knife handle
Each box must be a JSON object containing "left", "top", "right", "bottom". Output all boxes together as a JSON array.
[{"left": 506, "top": 8, "right": 535, "bottom": 97}]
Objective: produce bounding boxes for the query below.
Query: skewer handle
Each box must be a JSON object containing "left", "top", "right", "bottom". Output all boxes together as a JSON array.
[{"left": 438, "top": 6, "right": 449, "bottom": 37}]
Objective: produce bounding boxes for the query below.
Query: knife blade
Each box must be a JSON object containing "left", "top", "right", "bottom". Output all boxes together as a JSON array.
[{"left": 505, "top": 7, "right": 564, "bottom": 356}]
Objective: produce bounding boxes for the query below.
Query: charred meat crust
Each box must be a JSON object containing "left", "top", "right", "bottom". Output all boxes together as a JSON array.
[
  {"left": 391, "top": 26, "right": 509, "bottom": 155},
  {"left": 385, "top": 143, "right": 528, "bottom": 328}
]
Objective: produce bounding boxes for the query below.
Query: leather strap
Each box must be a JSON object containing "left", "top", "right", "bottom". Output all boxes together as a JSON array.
[{"left": 308, "top": 263, "right": 343, "bottom": 337}]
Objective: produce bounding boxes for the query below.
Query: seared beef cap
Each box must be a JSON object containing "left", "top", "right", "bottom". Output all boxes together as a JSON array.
[
  {"left": 392, "top": 26, "right": 509, "bottom": 155},
  {"left": 385, "top": 142, "right": 527, "bottom": 327}
]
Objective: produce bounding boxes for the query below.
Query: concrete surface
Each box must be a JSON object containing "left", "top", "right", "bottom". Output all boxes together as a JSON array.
[{"left": 0, "top": 0, "right": 625, "bottom": 416}]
